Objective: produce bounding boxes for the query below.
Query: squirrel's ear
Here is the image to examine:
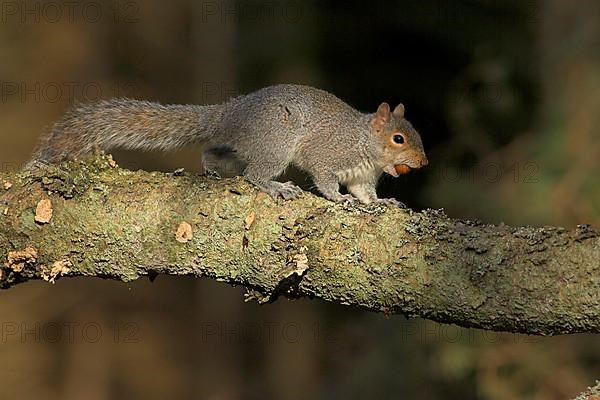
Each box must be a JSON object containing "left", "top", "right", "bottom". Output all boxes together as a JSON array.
[
  {"left": 393, "top": 103, "right": 405, "bottom": 118},
  {"left": 372, "top": 102, "right": 391, "bottom": 133},
  {"left": 376, "top": 102, "right": 391, "bottom": 122}
]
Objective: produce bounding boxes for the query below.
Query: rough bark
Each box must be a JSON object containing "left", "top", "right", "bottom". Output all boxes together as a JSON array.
[
  {"left": 1, "top": 155, "right": 598, "bottom": 335},
  {"left": 571, "top": 381, "right": 600, "bottom": 400}
]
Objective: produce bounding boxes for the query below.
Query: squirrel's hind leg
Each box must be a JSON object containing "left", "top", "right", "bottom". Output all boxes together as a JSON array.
[
  {"left": 203, "top": 146, "right": 246, "bottom": 178},
  {"left": 243, "top": 161, "right": 303, "bottom": 201},
  {"left": 310, "top": 170, "right": 355, "bottom": 203}
]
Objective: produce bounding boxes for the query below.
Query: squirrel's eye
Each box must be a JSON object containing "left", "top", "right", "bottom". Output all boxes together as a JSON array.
[{"left": 393, "top": 134, "right": 405, "bottom": 144}]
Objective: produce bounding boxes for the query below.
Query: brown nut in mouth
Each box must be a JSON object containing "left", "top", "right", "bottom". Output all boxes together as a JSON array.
[{"left": 394, "top": 164, "right": 411, "bottom": 175}]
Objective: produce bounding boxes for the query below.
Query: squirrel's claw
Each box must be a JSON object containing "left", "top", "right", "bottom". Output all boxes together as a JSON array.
[
  {"left": 202, "top": 168, "right": 222, "bottom": 180},
  {"left": 329, "top": 193, "right": 357, "bottom": 204},
  {"left": 269, "top": 181, "right": 303, "bottom": 201},
  {"left": 375, "top": 197, "right": 407, "bottom": 208}
]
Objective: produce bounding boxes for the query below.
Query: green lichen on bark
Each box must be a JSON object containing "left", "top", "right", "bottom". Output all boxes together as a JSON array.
[
  {"left": 570, "top": 381, "right": 600, "bottom": 400},
  {"left": 0, "top": 155, "right": 598, "bottom": 335}
]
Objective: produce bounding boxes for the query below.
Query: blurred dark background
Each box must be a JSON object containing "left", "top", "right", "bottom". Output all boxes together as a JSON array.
[{"left": 0, "top": 0, "right": 599, "bottom": 399}]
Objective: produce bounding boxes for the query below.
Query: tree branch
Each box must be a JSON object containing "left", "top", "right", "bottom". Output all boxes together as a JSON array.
[
  {"left": 1, "top": 156, "right": 598, "bottom": 335},
  {"left": 570, "top": 381, "right": 600, "bottom": 400}
]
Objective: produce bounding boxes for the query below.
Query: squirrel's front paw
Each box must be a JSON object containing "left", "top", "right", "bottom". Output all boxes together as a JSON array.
[
  {"left": 330, "top": 193, "right": 357, "bottom": 204},
  {"left": 268, "top": 181, "right": 303, "bottom": 200},
  {"left": 375, "top": 198, "right": 407, "bottom": 208},
  {"left": 23, "top": 159, "right": 51, "bottom": 172}
]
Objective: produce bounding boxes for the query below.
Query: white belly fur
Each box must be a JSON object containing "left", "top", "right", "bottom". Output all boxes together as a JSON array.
[{"left": 335, "top": 160, "right": 377, "bottom": 185}]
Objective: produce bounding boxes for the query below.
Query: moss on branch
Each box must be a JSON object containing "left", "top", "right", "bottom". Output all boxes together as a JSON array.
[{"left": 1, "top": 155, "right": 598, "bottom": 335}]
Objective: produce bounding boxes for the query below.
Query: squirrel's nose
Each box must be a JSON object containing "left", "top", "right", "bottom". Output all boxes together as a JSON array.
[{"left": 421, "top": 157, "right": 429, "bottom": 167}]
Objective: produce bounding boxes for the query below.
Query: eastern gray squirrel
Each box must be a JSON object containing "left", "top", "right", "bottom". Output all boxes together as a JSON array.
[{"left": 29, "top": 84, "right": 428, "bottom": 204}]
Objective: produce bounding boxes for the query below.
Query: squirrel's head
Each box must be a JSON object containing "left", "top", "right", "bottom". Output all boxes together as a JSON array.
[{"left": 370, "top": 102, "right": 428, "bottom": 177}]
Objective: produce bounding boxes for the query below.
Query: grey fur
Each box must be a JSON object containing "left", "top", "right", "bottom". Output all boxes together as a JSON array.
[{"left": 29, "top": 84, "right": 428, "bottom": 203}]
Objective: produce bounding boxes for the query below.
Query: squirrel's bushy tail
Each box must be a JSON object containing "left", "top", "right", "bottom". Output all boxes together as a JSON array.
[{"left": 30, "top": 99, "right": 223, "bottom": 165}]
